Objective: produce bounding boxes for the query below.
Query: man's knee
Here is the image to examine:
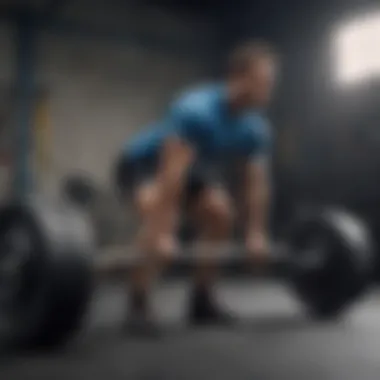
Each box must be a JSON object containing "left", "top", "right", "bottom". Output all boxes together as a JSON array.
[
  {"left": 135, "top": 185, "right": 157, "bottom": 215},
  {"left": 134, "top": 183, "right": 177, "bottom": 262},
  {"left": 195, "top": 188, "right": 234, "bottom": 237}
]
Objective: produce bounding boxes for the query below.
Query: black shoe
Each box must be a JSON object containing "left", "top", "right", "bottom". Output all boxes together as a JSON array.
[
  {"left": 188, "top": 286, "right": 237, "bottom": 326},
  {"left": 124, "top": 290, "right": 164, "bottom": 338}
]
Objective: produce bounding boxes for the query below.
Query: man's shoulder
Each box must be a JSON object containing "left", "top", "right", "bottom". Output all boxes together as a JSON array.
[{"left": 171, "top": 84, "right": 221, "bottom": 118}]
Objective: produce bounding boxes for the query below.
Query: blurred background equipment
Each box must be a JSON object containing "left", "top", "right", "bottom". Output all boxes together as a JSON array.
[
  {"left": 61, "top": 173, "right": 99, "bottom": 208},
  {"left": 61, "top": 172, "right": 127, "bottom": 246},
  {"left": 0, "top": 84, "right": 15, "bottom": 201},
  {"left": 33, "top": 88, "right": 52, "bottom": 188}
]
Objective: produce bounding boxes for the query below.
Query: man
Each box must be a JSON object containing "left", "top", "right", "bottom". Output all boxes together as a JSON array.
[{"left": 114, "top": 40, "right": 277, "bottom": 334}]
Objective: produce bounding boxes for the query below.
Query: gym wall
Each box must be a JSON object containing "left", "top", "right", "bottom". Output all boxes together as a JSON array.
[
  {"left": 37, "top": 2, "right": 217, "bottom": 194},
  {"left": 36, "top": 39, "right": 209, "bottom": 191}
]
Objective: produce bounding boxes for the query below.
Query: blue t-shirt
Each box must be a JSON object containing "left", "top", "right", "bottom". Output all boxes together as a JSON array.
[{"left": 123, "top": 84, "right": 272, "bottom": 166}]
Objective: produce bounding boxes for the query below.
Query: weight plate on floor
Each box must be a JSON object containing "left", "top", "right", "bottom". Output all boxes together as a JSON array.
[
  {"left": 0, "top": 197, "right": 94, "bottom": 349},
  {"left": 287, "top": 207, "right": 373, "bottom": 318}
]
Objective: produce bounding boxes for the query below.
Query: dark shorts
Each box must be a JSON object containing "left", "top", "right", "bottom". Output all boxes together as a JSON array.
[{"left": 113, "top": 153, "right": 222, "bottom": 203}]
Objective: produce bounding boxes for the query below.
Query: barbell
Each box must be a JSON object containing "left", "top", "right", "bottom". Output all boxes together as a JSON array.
[{"left": 0, "top": 196, "right": 374, "bottom": 349}]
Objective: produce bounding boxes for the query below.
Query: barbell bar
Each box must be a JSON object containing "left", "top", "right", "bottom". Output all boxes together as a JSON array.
[
  {"left": 0, "top": 196, "right": 374, "bottom": 349},
  {"left": 94, "top": 242, "right": 324, "bottom": 275}
]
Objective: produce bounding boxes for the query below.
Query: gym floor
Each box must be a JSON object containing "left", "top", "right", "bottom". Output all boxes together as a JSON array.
[{"left": 1, "top": 279, "right": 380, "bottom": 380}]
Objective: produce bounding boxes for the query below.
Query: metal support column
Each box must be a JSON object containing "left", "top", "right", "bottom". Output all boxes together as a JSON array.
[{"left": 13, "top": 10, "right": 37, "bottom": 197}]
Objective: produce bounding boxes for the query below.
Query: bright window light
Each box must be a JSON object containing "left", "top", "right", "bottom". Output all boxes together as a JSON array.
[{"left": 334, "top": 12, "right": 380, "bottom": 85}]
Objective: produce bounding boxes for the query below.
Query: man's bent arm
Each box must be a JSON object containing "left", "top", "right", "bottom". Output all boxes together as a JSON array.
[
  {"left": 157, "top": 137, "right": 194, "bottom": 201},
  {"left": 152, "top": 137, "right": 195, "bottom": 237},
  {"left": 149, "top": 97, "right": 202, "bottom": 237}
]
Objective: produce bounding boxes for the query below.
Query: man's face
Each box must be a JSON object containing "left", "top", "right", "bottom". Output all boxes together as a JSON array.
[{"left": 240, "top": 57, "right": 277, "bottom": 107}]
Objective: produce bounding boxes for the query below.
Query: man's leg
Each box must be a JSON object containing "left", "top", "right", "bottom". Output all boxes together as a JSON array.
[
  {"left": 114, "top": 156, "right": 168, "bottom": 335},
  {"left": 116, "top": 151, "right": 189, "bottom": 335},
  {"left": 187, "top": 186, "right": 235, "bottom": 324},
  {"left": 126, "top": 181, "right": 174, "bottom": 334}
]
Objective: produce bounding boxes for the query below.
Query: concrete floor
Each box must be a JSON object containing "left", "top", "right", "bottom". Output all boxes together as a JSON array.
[{"left": 1, "top": 279, "right": 380, "bottom": 380}]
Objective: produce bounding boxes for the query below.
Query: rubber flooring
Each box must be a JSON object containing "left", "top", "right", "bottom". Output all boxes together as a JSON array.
[{"left": 1, "top": 279, "right": 380, "bottom": 380}]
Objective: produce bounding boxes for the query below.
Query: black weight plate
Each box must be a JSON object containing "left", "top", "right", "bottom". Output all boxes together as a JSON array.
[
  {"left": 0, "top": 197, "right": 94, "bottom": 349},
  {"left": 61, "top": 174, "right": 99, "bottom": 208},
  {"left": 287, "top": 208, "right": 373, "bottom": 318}
]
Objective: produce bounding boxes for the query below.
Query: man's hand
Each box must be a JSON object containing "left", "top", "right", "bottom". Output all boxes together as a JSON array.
[
  {"left": 242, "top": 155, "right": 271, "bottom": 268},
  {"left": 245, "top": 231, "right": 270, "bottom": 267}
]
